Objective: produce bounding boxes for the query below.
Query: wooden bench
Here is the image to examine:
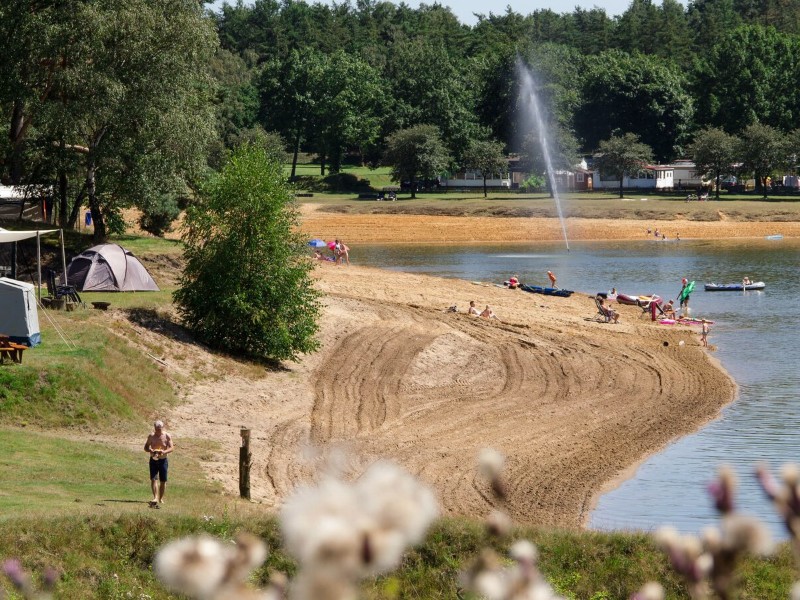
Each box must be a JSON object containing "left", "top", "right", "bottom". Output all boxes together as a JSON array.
[{"left": 0, "top": 335, "right": 27, "bottom": 364}]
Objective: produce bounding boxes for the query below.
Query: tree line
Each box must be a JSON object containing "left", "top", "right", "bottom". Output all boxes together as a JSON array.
[{"left": 5, "top": 0, "right": 800, "bottom": 241}]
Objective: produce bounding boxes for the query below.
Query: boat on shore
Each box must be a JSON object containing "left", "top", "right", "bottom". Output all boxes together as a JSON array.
[
  {"left": 615, "top": 293, "right": 661, "bottom": 306},
  {"left": 520, "top": 284, "right": 573, "bottom": 298},
  {"left": 704, "top": 281, "right": 766, "bottom": 292},
  {"left": 765, "top": 234, "right": 783, "bottom": 240}
]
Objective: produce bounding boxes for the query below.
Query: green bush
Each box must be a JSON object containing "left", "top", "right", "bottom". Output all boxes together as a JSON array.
[{"left": 174, "top": 144, "right": 320, "bottom": 362}]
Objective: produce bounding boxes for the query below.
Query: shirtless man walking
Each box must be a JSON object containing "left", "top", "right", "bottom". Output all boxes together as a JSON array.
[{"left": 144, "top": 420, "right": 174, "bottom": 508}]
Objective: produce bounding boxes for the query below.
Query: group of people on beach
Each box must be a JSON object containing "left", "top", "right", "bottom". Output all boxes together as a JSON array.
[
  {"left": 646, "top": 227, "right": 680, "bottom": 241},
  {"left": 313, "top": 239, "right": 350, "bottom": 265}
]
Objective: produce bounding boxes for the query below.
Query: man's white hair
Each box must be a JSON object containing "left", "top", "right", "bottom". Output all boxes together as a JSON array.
[{"left": 154, "top": 420, "right": 164, "bottom": 429}]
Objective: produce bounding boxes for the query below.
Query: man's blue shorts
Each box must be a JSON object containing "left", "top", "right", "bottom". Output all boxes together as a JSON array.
[{"left": 149, "top": 457, "right": 168, "bottom": 482}]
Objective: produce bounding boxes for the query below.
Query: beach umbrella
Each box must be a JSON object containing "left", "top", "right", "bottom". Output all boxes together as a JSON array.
[{"left": 308, "top": 239, "right": 327, "bottom": 248}]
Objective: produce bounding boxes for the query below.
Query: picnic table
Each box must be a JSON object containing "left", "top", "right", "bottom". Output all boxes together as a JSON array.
[{"left": 0, "top": 334, "right": 27, "bottom": 364}]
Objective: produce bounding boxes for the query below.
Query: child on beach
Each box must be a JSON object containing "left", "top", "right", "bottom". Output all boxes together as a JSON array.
[
  {"left": 701, "top": 319, "right": 710, "bottom": 347},
  {"left": 547, "top": 271, "right": 557, "bottom": 288}
]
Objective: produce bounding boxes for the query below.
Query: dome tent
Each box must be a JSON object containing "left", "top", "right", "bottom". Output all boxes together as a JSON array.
[{"left": 67, "top": 244, "right": 159, "bottom": 292}]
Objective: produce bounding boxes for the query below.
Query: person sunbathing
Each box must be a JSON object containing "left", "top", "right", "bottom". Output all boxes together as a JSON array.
[
  {"left": 468, "top": 300, "right": 480, "bottom": 316},
  {"left": 479, "top": 305, "right": 499, "bottom": 320},
  {"left": 600, "top": 298, "right": 619, "bottom": 323}
]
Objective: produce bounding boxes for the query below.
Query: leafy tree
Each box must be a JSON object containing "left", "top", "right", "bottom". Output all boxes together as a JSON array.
[
  {"left": 383, "top": 125, "right": 450, "bottom": 199},
  {"left": 694, "top": 25, "right": 798, "bottom": 132},
  {"left": 690, "top": 127, "right": 739, "bottom": 199},
  {"left": 384, "top": 39, "right": 479, "bottom": 152},
  {"left": 615, "top": 0, "right": 661, "bottom": 55},
  {"left": 174, "top": 144, "right": 320, "bottom": 362},
  {"left": 576, "top": 50, "right": 694, "bottom": 162},
  {"left": 258, "top": 48, "right": 323, "bottom": 180},
  {"left": 738, "top": 122, "right": 787, "bottom": 198},
  {"left": 687, "top": 0, "right": 742, "bottom": 53},
  {"left": 596, "top": 133, "right": 654, "bottom": 198},
  {"left": 461, "top": 139, "right": 507, "bottom": 198},
  {"left": 310, "top": 50, "right": 387, "bottom": 174},
  {"left": 1, "top": 0, "right": 217, "bottom": 240}
]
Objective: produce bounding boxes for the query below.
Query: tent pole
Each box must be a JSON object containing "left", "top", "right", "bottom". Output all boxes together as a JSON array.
[
  {"left": 60, "top": 229, "right": 67, "bottom": 284},
  {"left": 36, "top": 231, "right": 42, "bottom": 300}
]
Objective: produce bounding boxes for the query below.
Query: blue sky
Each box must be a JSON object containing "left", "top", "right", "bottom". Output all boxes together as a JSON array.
[{"left": 210, "top": 1, "right": 690, "bottom": 26}]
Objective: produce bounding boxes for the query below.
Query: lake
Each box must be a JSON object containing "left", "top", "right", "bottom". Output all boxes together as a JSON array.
[{"left": 353, "top": 237, "right": 800, "bottom": 538}]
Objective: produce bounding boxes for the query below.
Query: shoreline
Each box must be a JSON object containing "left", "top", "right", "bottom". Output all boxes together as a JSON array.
[{"left": 584, "top": 346, "right": 740, "bottom": 528}]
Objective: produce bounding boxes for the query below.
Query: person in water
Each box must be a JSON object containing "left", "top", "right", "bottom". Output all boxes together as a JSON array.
[
  {"left": 678, "top": 278, "right": 692, "bottom": 313},
  {"left": 547, "top": 271, "right": 557, "bottom": 288},
  {"left": 701, "top": 319, "right": 710, "bottom": 347}
]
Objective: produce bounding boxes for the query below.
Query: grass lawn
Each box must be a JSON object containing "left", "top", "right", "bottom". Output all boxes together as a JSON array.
[
  {"left": 0, "top": 428, "right": 220, "bottom": 517},
  {"left": 301, "top": 190, "right": 800, "bottom": 221}
]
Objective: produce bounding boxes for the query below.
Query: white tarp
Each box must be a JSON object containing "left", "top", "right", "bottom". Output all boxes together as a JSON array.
[
  {"left": 0, "top": 227, "right": 59, "bottom": 243},
  {"left": 0, "top": 277, "right": 41, "bottom": 346}
]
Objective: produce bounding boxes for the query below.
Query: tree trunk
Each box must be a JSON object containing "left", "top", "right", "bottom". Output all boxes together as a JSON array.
[
  {"left": 619, "top": 177, "right": 624, "bottom": 199},
  {"left": 67, "top": 185, "right": 86, "bottom": 230},
  {"left": 411, "top": 177, "right": 417, "bottom": 199},
  {"left": 483, "top": 175, "right": 488, "bottom": 198},
  {"left": 86, "top": 155, "right": 107, "bottom": 242},
  {"left": 58, "top": 168, "right": 68, "bottom": 227},
  {"left": 290, "top": 130, "right": 301, "bottom": 180},
  {"left": 715, "top": 171, "right": 721, "bottom": 200},
  {"left": 9, "top": 99, "right": 25, "bottom": 185}
]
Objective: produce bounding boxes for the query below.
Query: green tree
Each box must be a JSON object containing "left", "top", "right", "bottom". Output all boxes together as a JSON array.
[
  {"left": 174, "top": 144, "right": 320, "bottom": 362},
  {"left": 383, "top": 125, "right": 450, "bottom": 199},
  {"left": 738, "top": 122, "right": 787, "bottom": 198},
  {"left": 1, "top": 0, "right": 217, "bottom": 239},
  {"left": 384, "top": 39, "right": 479, "bottom": 152},
  {"left": 596, "top": 133, "right": 654, "bottom": 198},
  {"left": 694, "top": 25, "right": 798, "bottom": 132},
  {"left": 576, "top": 50, "right": 694, "bottom": 162},
  {"left": 461, "top": 139, "right": 507, "bottom": 198},
  {"left": 690, "top": 127, "right": 739, "bottom": 199}
]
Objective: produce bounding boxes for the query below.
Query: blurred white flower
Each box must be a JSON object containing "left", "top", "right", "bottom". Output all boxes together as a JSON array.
[
  {"left": 478, "top": 448, "right": 506, "bottom": 481},
  {"left": 154, "top": 534, "right": 268, "bottom": 600},
  {"left": 154, "top": 536, "right": 229, "bottom": 599},
  {"left": 486, "top": 510, "right": 513, "bottom": 537},
  {"left": 280, "top": 460, "right": 439, "bottom": 581}
]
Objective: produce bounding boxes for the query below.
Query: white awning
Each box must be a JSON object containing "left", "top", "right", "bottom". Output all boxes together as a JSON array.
[{"left": 0, "top": 228, "right": 60, "bottom": 243}]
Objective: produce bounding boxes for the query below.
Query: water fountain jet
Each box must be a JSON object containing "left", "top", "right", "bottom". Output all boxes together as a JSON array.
[{"left": 516, "top": 59, "right": 570, "bottom": 252}]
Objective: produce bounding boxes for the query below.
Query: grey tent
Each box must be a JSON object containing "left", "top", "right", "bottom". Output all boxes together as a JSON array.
[
  {"left": 0, "top": 277, "right": 41, "bottom": 346},
  {"left": 67, "top": 244, "right": 159, "bottom": 292}
]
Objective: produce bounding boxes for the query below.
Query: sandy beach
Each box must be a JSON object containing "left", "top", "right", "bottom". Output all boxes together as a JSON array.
[
  {"left": 138, "top": 210, "right": 742, "bottom": 530},
  {"left": 300, "top": 204, "right": 799, "bottom": 243}
]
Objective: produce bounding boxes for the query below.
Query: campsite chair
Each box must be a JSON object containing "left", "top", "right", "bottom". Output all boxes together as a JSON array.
[
  {"left": 594, "top": 296, "right": 611, "bottom": 323},
  {"left": 47, "top": 269, "right": 82, "bottom": 304},
  {"left": 635, "top": 295, "right": 661, "bottom": 318}
]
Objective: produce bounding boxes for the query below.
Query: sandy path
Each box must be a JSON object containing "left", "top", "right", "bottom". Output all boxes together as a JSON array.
[{"left": 157, "top": 264, "right": 734, "bottom": 529}]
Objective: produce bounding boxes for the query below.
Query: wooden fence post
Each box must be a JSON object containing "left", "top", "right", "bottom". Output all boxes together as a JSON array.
[{"left": 239, "top": 427, "right": 251, "bottom": 500}]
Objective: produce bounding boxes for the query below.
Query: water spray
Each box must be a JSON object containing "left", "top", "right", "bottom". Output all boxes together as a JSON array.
[{"left": 516, "top": 58, "right": 570, "bottom": 252}]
